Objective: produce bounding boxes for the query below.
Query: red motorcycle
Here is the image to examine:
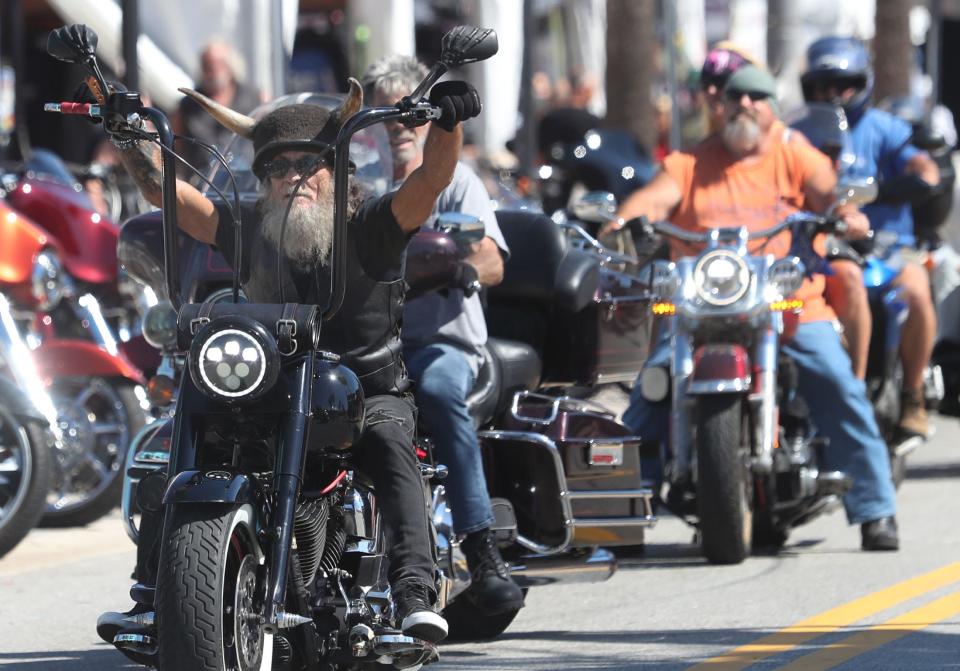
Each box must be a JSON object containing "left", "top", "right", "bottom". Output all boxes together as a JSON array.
[{"left": 1, "top": 150, "right": 151, "bottom": 526}]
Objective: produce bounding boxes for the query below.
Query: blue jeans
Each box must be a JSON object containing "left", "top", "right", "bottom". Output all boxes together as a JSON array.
[
  {"left": 624, "top": 320, "right": 896, "bottom": 524},
  {"left": 405, "top": 343, "right": 495, "bottom": 535}
]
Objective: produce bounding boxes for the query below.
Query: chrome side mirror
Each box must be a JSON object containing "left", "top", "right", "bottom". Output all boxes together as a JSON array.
[
  {"left": 436, "top": 212, "right": 485, "bottom": 247},
  {"left": 571, "top": 191, "right": 617, "bottom": 223},
  {"left": 835, "top": 178, "right": 878, "bottom": 208}
]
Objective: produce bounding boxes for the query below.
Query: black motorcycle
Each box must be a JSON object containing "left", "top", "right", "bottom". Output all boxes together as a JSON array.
[{"left": 47, "top": 22, "right": 497, "bottom": 670}]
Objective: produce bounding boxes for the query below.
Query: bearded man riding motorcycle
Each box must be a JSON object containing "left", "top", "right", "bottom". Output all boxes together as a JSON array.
[
  {"left": 604, "top": 65, "right": 900, "bottom": 551},
  {"left": 361, "top": 55, "right": 524, "bottom": 616},
  {"left": 102, "top": 77, "right": 483, "bottom": 643},
  {"left": 802, "top": 36, "right": 940, "bottom": 437}
]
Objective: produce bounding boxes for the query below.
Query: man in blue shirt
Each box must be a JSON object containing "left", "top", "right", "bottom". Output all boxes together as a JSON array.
[{"left": 801, "top": 36, "right": 940, "bottom": 438}]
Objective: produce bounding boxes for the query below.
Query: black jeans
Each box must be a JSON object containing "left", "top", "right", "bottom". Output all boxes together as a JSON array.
[{"left": 353, "top": 394, "right": 435, "bottom": 591}]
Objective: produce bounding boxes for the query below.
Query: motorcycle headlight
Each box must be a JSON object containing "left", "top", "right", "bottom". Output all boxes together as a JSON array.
[
  {"left": 142, "top": 301, "right": 178, "bottom": 350},
  {"left": 767, "top": 257, "right": 806, "bottom": 300},
  {"left": 31, "top": 249, "right": 68, "bottom": 310},
  {"left": 693, "top": 250, "right": 750, "bottom": 306},
  {"left": 189, "top": 317, "right": 280, "bottom": 403},
  {"left": 650, "top": 260, "right": 680, "bottom": 300}
]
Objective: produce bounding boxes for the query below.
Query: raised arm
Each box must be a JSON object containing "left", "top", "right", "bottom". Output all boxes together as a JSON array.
[
  {"left": 116, "top": 139, "right": 220, "bottom": 245},
  {"left": 392, "top": 124, "right": 462, "bottom": 233},
  {"left": 391, "top": 81, "right": 483, "bottom": 234}
]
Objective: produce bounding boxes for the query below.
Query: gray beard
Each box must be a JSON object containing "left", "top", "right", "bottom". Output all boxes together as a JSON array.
[
  {"left": 722, "top": 114, "right": 761, "bottom": 154},
  {"left": 259, "top": 190, "right": 335, "bottom": 269}
]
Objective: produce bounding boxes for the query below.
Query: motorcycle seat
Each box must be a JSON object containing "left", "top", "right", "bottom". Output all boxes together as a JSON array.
[{"left": 466, "top": 337, "right": 542, "bottom": 427}]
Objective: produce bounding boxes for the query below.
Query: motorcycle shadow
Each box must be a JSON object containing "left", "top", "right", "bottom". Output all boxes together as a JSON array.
[{"left": 0, "top": 648, "right": 136, "bottom": 670}]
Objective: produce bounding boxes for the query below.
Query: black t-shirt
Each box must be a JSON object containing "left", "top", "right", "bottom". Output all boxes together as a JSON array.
[{"left": 213, "top": 193, "right": 413, "bottom": 395}]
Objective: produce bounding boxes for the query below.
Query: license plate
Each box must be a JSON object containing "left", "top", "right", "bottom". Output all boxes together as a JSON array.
[{"left": 588, "top": 441, "right": 623, "bottom": 466}]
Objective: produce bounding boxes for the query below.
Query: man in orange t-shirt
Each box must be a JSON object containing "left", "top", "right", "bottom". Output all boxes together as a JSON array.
[{"left": 606, "top": 65, "right": 899, "bottom": 551}]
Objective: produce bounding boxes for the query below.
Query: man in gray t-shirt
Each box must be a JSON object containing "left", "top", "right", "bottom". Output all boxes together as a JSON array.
[{"left": 363, "top": 56, "right": 523, "bottom": 617}]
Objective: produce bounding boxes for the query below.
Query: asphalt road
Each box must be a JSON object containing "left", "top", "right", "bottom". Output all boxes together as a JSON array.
[{"left": 1, "top": 414, "right": 959, "bottom": 671}]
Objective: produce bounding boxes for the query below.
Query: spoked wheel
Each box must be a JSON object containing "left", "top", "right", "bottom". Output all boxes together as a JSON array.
[
  {"left": 0, "top": 406, "right": 51, "bottom": 558},
  {"left": 42, "top": 377, "right": 145, "bottom": 527},
  {"left": 694, "top": 395, "right": 752, "bottom": 565},
  {"left": 156, "top": 504, "right": 273, "bottom": 671}
]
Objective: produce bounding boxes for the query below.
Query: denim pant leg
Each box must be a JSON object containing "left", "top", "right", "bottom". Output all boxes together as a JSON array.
[
  {"left": 405, "top": 343, "right": 495, "bottom": 535},
  {"left": 783, "top": 321, "right": 897, "bottom": 524},
  {"left": 353, "top": 394, "right": 436, "bottom": 589},
  {"left": 622, "top": 323, "right": 673, "bottom": 488}
]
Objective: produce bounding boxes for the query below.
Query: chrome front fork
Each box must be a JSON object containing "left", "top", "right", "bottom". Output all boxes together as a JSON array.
[
  {"left": 668, "top": 327, "right": 693, "bottom": 482},
  {"left": 0, "top": 292, "right": 62, "bottom": 441},
  {"left": 753, "top": 325, "right": 779, "bottom": 473},
  {"left": 74, "top": 293, "right": 119, "bottom": 356}
]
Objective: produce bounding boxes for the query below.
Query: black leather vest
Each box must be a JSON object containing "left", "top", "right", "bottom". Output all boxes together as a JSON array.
[{"left": 240, "top": 212, "right": 410, "bottom": 397}]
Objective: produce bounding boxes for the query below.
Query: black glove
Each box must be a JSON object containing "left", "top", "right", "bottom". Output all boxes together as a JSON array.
[
  {"left": 428, "top": 81, "right": 482, "bottom": 132},
  {"left": 875, "top": 173, "right": 936, "bottom": 206},
  {"left": 451, "top": 261, "right": 481, "bottom": 297}
]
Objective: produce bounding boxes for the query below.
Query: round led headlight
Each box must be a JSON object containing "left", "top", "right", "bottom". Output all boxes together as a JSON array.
[
  {"left": 31, "top": 249, "right": 68, "bottom": 310},
  {"left": 189, "top": 317, "right": 279, "bottom": 402},
  {"left": 693, "top": 250, "right": 750, "bottom": 306},
  {"left": 650, "top": 260, "right": 680, "bottom": 301},
  {"left": 142, "top": 301, "right": 178, "bottom": 349},
  {"left": 768, "top": 257, "right": 805, "bottom": 299}
]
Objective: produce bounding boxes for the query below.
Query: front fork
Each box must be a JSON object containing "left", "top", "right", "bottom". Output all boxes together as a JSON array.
[
  {"left": 0, "top": 292, "right": 62, "bottom": 442},
  {"left": 668, "top": 322, "right": 780, "bottom": 482}
]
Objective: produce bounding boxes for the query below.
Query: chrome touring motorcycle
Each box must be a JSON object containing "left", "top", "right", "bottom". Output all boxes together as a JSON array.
[
  {"left": 636, "top": 187, "right": 874, "bottom": 564},
  {"left": 47, "top": 23, "right": 498, "bottom": 670}
]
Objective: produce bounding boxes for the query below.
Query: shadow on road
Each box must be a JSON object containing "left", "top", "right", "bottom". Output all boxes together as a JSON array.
[
  {"left": 441, "top": 626, "right": 960, "bottom": 670},
  {"left": 905, "top": 461, "right": 960, "bottom": 480},
  {"left": 0, "top": 648, "right": 137, "bottom": 670}
]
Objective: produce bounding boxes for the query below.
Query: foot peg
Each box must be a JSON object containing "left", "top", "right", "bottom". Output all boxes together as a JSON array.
[
  {"left": 114, "top": 633, "right": 158, "bottom": 656},
  {"left": 816, "top": 470, "right": 852, "bottom": 496}
]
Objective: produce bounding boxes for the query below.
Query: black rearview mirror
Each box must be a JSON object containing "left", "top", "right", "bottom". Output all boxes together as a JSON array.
[
  {"left": 571, "top": 191, "right": 617, "bottom": 223},
  {"left": 835, "top": 178, "right": 878, "bottom": 209},
  {"left": 47, "top": 24, "right": 99, "bottom": 64},
  {"left": 439, "top": 26, "right": 498, "bottom": 67}
]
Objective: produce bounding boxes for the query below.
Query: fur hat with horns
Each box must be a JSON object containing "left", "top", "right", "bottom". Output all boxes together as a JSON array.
[{"left": 178, "top": 78, "right": 364, "bottom": 180}]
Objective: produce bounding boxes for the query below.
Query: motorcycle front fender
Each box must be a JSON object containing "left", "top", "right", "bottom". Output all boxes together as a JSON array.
[
  {"left": 687, "top": 344, "right": 752, "bottom": 394},
  {"left": 163, "top": 470, "right": 253, "bottom": 505},
  {"left": 31, "top": 338, "right": 146, "bottom": 385}
]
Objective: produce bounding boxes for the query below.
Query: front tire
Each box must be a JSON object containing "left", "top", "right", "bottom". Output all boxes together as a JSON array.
[
  {"left": 695, "top": 395, "right": 752, "bottom": 565},
  {"left": 0, "top": 408, "right": 51, "bottom": 558},
  {"left": 156, "top": 503, "right": 271, "bottom": 671}
]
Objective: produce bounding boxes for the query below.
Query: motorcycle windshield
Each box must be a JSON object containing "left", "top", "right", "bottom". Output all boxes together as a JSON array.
[
  {"left": 22, "top": 148, "right": 97, "bottom": 209},
  {"left": 205, "top": 92, "right": 394, "bottom": 201}
]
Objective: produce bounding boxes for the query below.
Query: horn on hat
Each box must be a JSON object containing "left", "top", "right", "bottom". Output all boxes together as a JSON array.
[
  {"left": 332, "top": 78, "right": 364, "bottom": 125},
  {"left": 177, "top": 87, "right": 256, "bottom": 139}
]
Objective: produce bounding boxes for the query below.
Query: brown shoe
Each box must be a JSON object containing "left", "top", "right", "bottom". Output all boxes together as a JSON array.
[{"left": 899, "top": 390, "right": 929, "bottom": 438}]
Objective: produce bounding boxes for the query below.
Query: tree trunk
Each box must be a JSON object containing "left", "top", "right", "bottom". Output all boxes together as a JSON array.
[
  {"left": 604, "top": 0, "right": 657, "bottom": 152},
  {"left": 872, "top": 0, "right": 914, "bottom": 102}
]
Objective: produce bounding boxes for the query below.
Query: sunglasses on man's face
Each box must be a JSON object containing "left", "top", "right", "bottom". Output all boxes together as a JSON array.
[
  {"left": 725, "top": 89, "right": 771, "bottom": 103},
  {"left": 262, "top": 154, "right": 333, "bottom": 180}
]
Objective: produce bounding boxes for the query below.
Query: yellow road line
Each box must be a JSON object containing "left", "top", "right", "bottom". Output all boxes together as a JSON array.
[
  {"left": 779, "top": 589, "right": 960, "bottom": 670},
  {"left": 688, "top": 561, "right": 960, "bottom": 670}
]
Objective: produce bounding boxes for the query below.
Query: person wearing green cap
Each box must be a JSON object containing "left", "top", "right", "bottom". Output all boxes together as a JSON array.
[{"left": 603, "top": 61, "right": 901, "bottom": 553}]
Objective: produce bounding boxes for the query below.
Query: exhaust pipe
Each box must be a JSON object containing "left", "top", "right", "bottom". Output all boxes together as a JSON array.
[{"left": 511, "top": 547, "right": 616, "bottom": 587}]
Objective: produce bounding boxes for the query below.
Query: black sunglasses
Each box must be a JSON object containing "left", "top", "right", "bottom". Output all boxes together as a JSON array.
[
  {"left": 725, "top": 89, "right": 771, "bottom": 102},
  {"left": 262, "top": 154, "right": 333, "bottom": 180}
]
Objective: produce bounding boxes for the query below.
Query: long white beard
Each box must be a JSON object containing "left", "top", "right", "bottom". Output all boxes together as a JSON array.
[
  {"left": 259, "top": 190, "right": 335, "bottom": 268},
  {"left": 722, "top": 113, "right": 761, "bottom": 154}
]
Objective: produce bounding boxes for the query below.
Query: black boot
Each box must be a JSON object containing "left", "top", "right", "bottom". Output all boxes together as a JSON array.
[
  {"left": 461, "top": 528, "right": 525, "bottom": 615},
  {"left": 392, "top": 579, "right": 448, "bottom": 643},
  {"left": 861, "top": 516, "right": 899, "bottom": 551}
]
